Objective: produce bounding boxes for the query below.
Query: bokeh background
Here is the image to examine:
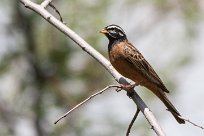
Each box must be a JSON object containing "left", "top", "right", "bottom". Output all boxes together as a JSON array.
[{"left": 0, "top": 0, "right": 204, "bottom": 136}]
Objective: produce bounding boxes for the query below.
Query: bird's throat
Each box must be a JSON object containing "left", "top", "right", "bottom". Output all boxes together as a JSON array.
[{"left": 108, "top": 37, "right": 127, "bottom": 52}]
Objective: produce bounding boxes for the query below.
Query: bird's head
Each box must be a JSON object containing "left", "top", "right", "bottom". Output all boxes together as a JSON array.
[{"left": 100, "top": 24, "right": 126, "bottom": 40}]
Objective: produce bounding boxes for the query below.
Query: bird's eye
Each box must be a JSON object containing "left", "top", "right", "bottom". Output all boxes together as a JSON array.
[{"left": 109, "top": 29, "right": 116, "bottom": 34}]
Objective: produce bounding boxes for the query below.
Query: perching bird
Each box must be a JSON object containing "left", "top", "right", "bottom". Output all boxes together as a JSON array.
[{"left": 100, "top": 24, "right": 185, "bottom": 124}]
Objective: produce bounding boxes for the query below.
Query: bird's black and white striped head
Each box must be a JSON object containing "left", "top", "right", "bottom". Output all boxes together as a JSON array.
[{"left": 100, "top": 24, "right": 126, "bottom": 40}]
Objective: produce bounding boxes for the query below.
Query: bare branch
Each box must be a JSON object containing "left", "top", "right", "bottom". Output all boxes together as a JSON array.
[
  {"left": 54, "top": 85, "right": 119, "bottom": 124},
  {"left": 126, "top": 108, "right": 140, "bottom": 136},
  {"left": 41, "top": 0, "right": 53, "bottom": 8},
  {"left": 170, "top": 111, "right": 204, "bottom": 131},
  {"left": 48, "top": 3, "right": 64, "bottom": 23},
  {"left": 19, "top": 0, "right": 166, "bottom": 135},
  {"left": 183, "top": 118, "right": 204, "bottom": 130}
]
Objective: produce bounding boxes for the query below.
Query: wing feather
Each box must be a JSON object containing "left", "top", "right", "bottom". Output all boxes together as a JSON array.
[{"left": 123, "top": 42, "right": 169, "bottom": 93}]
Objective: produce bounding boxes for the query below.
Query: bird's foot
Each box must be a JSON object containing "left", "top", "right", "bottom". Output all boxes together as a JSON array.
[{"left": 115, "top": 83, "right": 137, "bottom": 92}]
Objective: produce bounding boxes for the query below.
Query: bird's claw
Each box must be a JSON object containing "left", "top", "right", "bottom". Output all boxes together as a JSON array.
[
  {"left": 115, "top": 83, "right": 137, "bottom": 92},
  {"left": 116, "top": 87, "right": 122, "bottom": 92}
]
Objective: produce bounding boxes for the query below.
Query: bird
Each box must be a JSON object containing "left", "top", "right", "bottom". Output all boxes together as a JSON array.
[{"left": 100, "top": 24, "right": 185, "bottom": 124}]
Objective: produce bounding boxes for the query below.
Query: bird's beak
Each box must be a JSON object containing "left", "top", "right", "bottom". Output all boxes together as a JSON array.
[{"left": 99, "top": 29, "right": 108, "bottom": 34}]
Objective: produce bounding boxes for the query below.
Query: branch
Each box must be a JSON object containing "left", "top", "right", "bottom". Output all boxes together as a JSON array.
[
  {"left": 41, "top": 0, "right": 53, "bottom": 8},
  {"left": 170, "top": 111, "right": 204, "bottom": 131},
  {"left": 126, "top": 108, "right": 140, "bottom": 136},
  {"left": 54, "top": 85, "right": 119, "bottom": 124},
  {"left": 183, "top": 118, "right": 204, "bottom": 130},
  {"left": 19, "top": 0, "right": 165, "bottom": 135},
  {"left": 48, "top": 3, "right": 64, "bottom": 23}
]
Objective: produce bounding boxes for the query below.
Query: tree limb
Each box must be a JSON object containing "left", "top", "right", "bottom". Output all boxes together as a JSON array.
[
  {"left": 19, "top": 0, "right": 165, "bottom": 135},
  {"left": 54, "top": 85, "right": 119, "bottom": 124},
  {"left": 41, "top": 0, "right": 53, "bottom": 8}
]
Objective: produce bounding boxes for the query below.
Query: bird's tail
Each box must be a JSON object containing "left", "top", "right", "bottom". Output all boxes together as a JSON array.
[{"left": 155, "top": 89, "right": 185, "bottom": 124}]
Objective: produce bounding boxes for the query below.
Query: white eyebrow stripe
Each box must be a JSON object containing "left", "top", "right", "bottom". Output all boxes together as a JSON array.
[
  {"left": 106, "top": 25, "right": 125, "bottom": 34},
  {"left": 107, "top": 25, "right": 122, "bottom": 30},
  {"left": 107, "top": 25, "right": 120, "bottom": 29}
]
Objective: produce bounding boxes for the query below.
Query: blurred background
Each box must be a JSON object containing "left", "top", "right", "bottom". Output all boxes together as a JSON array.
[{"left": 0, "top": 0, "right": 204, "bottom": 136}]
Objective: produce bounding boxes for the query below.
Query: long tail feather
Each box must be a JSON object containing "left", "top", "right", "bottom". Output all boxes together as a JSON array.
[{"left": 155, "top": 89, "right": 185, "bottom": 124}]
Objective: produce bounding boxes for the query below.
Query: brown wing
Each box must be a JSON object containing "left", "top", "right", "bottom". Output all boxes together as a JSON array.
[{"left": 123, "top": 42, "right": 169, "bottom": 93}]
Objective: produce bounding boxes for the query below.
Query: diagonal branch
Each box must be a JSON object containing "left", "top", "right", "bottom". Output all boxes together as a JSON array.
[
  {"left": 19, "top": 0, "right": 165, "bottom": 135},
  {"left": 54, "top": 85, "right": 119, "bottom": 124}
]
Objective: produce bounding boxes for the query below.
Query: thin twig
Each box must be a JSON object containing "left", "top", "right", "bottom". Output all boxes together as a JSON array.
[
  {"left": 180, "top": 116, "right": 204, "bottom": 130},
  {"left": 48, "top": 3, "right": 64, "bottom": 23},
  {"left": 168, "top": 110, "right": 204, "bottom": 130},
  {"left": 126, "top": 108, "right": 140, "bottom": 136},
  {"left": 41, "top": 0, "right": 53, "bottom": 8},
  {"left": 54, "top": 85, "right": 119, "bottom": 124}
]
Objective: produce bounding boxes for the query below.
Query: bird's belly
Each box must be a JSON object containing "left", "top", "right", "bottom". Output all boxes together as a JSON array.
[{"left": 111, "top": 58, "right": 145, "bottom": 84}]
